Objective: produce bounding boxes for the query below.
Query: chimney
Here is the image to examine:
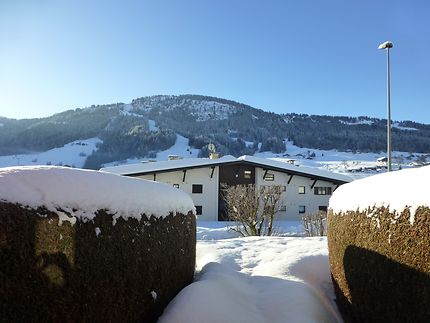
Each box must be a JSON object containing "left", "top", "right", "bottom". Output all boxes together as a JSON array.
[{"left": 209, "top": 152, "right": 220, "bottom": 159}]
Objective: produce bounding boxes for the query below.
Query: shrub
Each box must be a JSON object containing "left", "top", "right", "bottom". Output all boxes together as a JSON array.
[
  {"left": 222, "top": 184, "right": 282, "bottom": 236},
  {"left": 0, "top": 203, "right": 196, "bottom": 322},
  {"left": 327, "top": 207, "right": 430, "bottom": 323},
  {"left": 302, "top": 211, "right": 326, "bottom": 237}
]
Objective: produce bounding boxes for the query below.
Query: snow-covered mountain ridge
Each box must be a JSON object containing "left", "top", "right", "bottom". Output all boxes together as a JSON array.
[{"left": 1, "top": 94, "right": 429, "bottom": 170}]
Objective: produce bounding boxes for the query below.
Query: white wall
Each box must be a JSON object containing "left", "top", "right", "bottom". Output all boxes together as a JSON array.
[
  {"left": 137, "top": 167, "right": 219, "bottom": 221},
  {"left": 135, "top": 165, "right": 339, "bottom": 221},
  {"left": 255, "top": 168, "right": 337, "bottom": 220}
]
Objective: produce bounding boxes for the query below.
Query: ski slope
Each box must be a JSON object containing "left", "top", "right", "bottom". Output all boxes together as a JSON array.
[{"left": 0, "top": 138, "right": 102, "bottom": 168}]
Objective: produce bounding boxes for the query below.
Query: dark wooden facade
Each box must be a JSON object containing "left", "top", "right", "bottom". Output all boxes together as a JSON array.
[{"left": 218, "top": 164, "right": 255, "bottom": 221}]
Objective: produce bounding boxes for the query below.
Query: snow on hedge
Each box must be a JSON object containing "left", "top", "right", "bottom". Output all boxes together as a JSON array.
[
  {"left": 329, "top": 165, "right": 430, "bottom": 223},
  {"left": 0, "top": 166, "right": 195, "bottom": 224}
]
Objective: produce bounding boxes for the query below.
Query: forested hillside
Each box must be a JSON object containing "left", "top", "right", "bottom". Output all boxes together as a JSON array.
[{"left": 1, "top": 94, "right": 429, "bottom": 169}]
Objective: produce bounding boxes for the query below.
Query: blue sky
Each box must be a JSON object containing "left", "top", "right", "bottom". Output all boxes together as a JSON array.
[{"left": 1, "top": 0, "right": 429, "bottom": 122}]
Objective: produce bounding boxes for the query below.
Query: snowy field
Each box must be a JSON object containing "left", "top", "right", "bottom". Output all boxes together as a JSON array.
[
  {"left": 158, "top": 221, "right": 342, "bottom": 323},
  {"left": 0, "top": 138, "right": 101, "bottom": 168}
]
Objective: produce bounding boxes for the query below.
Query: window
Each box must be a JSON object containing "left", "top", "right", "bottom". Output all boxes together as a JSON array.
[
  {"left": 281, "top": 186, "right": 286, "bottom": 192},
  {"left": 244, "top": 170, "right": 252, "bottom": 179},
  {"left": 319, "top": 206, "right": 328, "bottom": 213},
  {"left": 298, "top": 186, "right": 306, "bottom": 194},
  {"left": 173, "top": 184, "right": 179, "bottom": 189},
  {"left": 280, "top": 205, "right": 287, "bottom": 211},
  {"left": 299, "top": 205, "right": 306, "bottom": 214},
  {"left": 192, "top": 184, "right": 203, "bottom": 194},
  {"left": 264, "top": 173, "right": 275, "bottom": 181},
  {"left": 314, "top": 187, "right": 332, "bottom": 195},
  {"left": 195, "top": 205, "right": 202, "bottom": 215}
]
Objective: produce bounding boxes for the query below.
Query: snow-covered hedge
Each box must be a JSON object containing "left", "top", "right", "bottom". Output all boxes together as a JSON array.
[
  {"left": 328, "top": 167, "right": 430, "bottom": 323},
  {"left": 0, "top": 166, "right": 196, "bottom": 322}
]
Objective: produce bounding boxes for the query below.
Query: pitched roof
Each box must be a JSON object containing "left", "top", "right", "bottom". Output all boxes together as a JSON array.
[
  {"left": 100, "top": 155, "right": 352, "bottom": 184},
  {"left": 100, "top": 155, "right": 237, "bottom": 175},
  {"left": 237, "top": 156, "right": 352, "bottom": 183}
]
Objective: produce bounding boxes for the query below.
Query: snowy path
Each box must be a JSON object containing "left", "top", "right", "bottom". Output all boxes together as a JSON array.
[{"left": 159, "top": 237, "right": 342, "bottom": 323}]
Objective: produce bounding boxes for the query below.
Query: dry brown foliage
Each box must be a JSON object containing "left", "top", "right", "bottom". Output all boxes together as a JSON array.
[{"left": 222, "top": 184, "right": 282, "bottom": 236}]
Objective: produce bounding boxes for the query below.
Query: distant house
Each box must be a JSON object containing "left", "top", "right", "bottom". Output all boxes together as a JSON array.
[
  {"left": 377, "top": 156, "right": 388, "bottom": 164},
  {"left": 101, "top": 155, "right": 352, "bottom": 221}
]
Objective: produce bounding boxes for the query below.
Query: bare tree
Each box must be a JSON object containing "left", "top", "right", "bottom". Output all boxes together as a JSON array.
[
  {"left": 302, "top": 211, "right": 327, "bottom": 237},
  {"left": 222, "top": 184, "right": 283, "bottom": 236}
]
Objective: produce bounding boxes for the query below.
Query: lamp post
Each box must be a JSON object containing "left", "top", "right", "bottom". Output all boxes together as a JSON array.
[{"left": 378, "top": 40, "right": 393, "bottom": 172}]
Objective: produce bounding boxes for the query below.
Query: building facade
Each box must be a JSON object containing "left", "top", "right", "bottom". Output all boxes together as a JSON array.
[{"left": 101, "top": 155, "right": 351, "bottom": 221}]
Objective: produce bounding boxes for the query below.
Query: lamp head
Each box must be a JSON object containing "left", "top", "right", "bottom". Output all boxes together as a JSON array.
[{"left": 378, "top": 41, "right": 393, "bottom": 50}]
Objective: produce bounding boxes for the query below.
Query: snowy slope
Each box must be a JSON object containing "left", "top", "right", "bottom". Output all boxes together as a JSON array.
[
  {"left": 102, "top": 119, "right": 199, "bottom": 167},
  {"left": 0, "top": 138, "right": 101, "bottom": 168},
  {"left": 102, "top": 128, "right": 200, "bottom": 167}
]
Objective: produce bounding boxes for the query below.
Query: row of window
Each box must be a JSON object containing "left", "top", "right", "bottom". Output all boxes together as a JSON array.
[
  {"left": 299, "top": 205, "right": 328, "bottom": 214},
  {"left": 194, "top": 205, "right": 326, "bottom": 216},
  {"left": 260, "top": 185, "right": 286, "bottom": 191},
  {"left": 174, "top": 183, "right": 332, "bottom": 196},
  {"left": 173, "top": 184, "right": 204, "bottom": 193},
  {"left": 314, "top": 187, "right": 332, "bottom": 195},
  {"left": 262, "top": 171, "right": 333, "bottom": 193},
  {"left": 299, "top": 186, "right": 332, "bottom": 195}
]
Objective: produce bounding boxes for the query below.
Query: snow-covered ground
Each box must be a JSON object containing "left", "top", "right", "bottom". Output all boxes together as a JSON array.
[
  {"left": 156, "top": 134, "right": 200, "bottom": 160},
  {"left": 103, "top": 132, "right": 200, "bottom": 167},
  {"left": 339, "top": 119, "right": 373, "bottom": 126},
  {"left": 197, "top": 221, "right": 305, "bottom": 240},
  {"left": 159, "top": 221, "right": 341, "bottom": 323},
  {"left": 148, "top": 119, "right": 158, "bottom": 131},
  {"left": 0, "top": 137, "right": 101, "bottom": 168},
  {"left": 392, "top": 122, "right": 418, "bottom": 131}
]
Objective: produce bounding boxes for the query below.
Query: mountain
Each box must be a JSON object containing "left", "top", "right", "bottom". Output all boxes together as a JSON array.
[{"left": 1, "top": 94, "right": 430, "bottom": 169}]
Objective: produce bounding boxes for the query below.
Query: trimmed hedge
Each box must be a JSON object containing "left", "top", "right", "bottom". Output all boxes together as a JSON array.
[
  {"left": 328, "top": 207, "right": 430, "bottom": 323},
  {"left": 0, "top": 202, "right": 196, "bottom": 322}
]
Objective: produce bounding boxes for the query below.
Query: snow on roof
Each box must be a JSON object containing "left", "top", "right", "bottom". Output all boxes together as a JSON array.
[
  {"left": 238, "top": 155, "right": 352, "bottom": 183},
  {"left": 101, "top": 155, "right": 351, "bottom": 183},
  {"left": 100, "top": 155, "right": 237, "bottom": 175},
  {"left": 0, "top": 166, "right": 195, "bottom": 224},
  {"left": 329, "top": 165, "right": 430, "bottom": 224}
]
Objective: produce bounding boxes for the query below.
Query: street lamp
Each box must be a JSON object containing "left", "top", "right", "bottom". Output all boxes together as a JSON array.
[{"left": 378, "top": 40, "right": 393, "bottom": 172}]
